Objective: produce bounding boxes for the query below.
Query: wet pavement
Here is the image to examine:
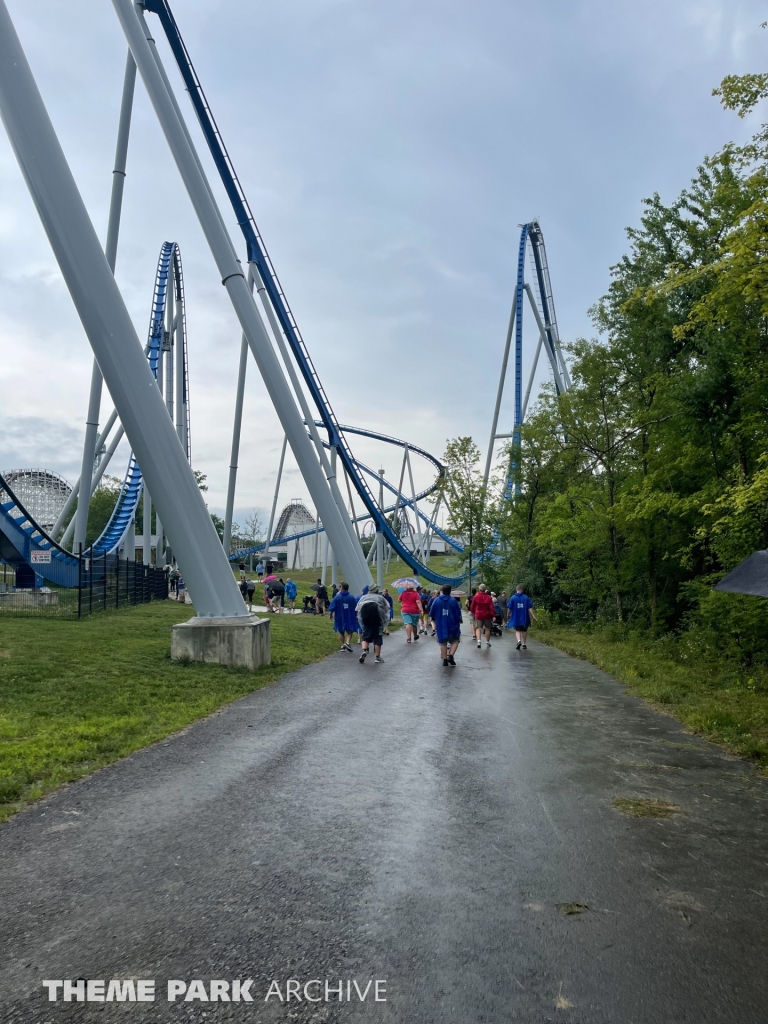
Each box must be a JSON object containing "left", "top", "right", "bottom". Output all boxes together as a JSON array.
[{"left": 1, "top": 630, "right": 767, "bottom": 1023}]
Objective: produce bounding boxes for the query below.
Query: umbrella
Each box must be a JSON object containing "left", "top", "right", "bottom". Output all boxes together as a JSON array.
[
  {"left": 263, "top": 574, "right": 278, "bottom": 582},
  {"left": 391, "top": 577, "right": 420, "bottom": 590}
]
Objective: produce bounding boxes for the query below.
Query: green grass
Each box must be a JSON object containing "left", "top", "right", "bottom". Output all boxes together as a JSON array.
[
  {"left": 538, "top": 625, "right": 768, "bottom": 772},
  {"left": 0, "top": 602, "right": 344, "bottom": 823},
  {"left": 230, "top": 553, "right": 466, "bottom": 603}
]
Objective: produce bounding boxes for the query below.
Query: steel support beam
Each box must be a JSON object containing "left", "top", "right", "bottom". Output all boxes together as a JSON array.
[
  {"left": 263, "top": 435, "right": 287, "bottom": 567},
  {"left": 118, "top": 0, "right": 369, "bottom": 594},
  {"left": 524, "top": 284, "right": 565, "bottom": 395},
  {"left": 73, "top": 51, "right": 136, "bottom": 553},
  {"left": 223, "top": 266, "right": 254, "bottom": 554},
  {"left": 482, "top": 288, "right": 516, "bottom": 498},
  {"left": 0, "top": 1, "right": 246, "bottom": 616}
]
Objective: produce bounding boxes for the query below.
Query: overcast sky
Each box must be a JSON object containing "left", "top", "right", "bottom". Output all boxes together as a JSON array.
[{"left": 0, "top": 0, "right": 764, "bottom": 527}]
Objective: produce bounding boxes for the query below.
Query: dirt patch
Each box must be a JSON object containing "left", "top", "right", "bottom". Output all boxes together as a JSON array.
[
  {"left": 613, "top": 797, "right": 680, "bottom": 818},
  {"left": 555, "top": 902, "right": 589, "bottom": 915}
]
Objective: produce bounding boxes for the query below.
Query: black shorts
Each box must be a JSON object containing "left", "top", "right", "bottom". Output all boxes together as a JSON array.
[
  {"left": 439, "top": 635, "right": 460, "bottom": 645},
  {"left": 361, "top": 627, "right": 383, "bottom": 645},
  {"left": 512, "top": 621, "right": 529, "bottom": 632}
]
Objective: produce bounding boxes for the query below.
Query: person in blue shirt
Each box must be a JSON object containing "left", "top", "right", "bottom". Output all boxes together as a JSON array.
[
  {"left": 431, "top": 584, "right": 463, "bottom": 667},
  {"left": 507, "top": 586, "right": 537, "bottom": 650},
  {"left": 328, "top": 582, "right": 359, "bottom": 652}
]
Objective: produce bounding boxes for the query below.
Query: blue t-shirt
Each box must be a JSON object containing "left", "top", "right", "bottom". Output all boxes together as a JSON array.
[{"left": 507, "top": 593, "right": 533, "bottom": 628}]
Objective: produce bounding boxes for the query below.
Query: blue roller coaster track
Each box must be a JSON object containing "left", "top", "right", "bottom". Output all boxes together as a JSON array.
[
  {"left": 143, "top": 0, "right": 464, "bottom": 587},
  {"left": 0, "top": 241, "right": 190, "bottom": 581},
  {"left": 228, "top": 422, "right": 464, "bottom": 563},
  {"left": 491, "top": 220, "right": 570, "bottom": 503},
  {"left": 1, "top": 0, "right": 493, "bottom": 589}
]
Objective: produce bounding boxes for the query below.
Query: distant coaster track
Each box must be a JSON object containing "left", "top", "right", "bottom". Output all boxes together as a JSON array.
[
  {"left": 228, "top": 423, "right": 464, "bottom": 563},
  {"left": 0, "top": 242, "right": 189, "bottom": 583}
]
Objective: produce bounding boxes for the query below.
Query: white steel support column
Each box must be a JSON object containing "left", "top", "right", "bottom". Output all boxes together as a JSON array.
[
  {"left": 124, "top": 514, "right": 135, "bottom": 560},
  {"left": 223, "top": 266, "right": 254, "bottom": 554},
  {"left": 251, "top": 265, "right": 369, "bottom": 583},
  {"left": 60, "top": 424, "right": 126, "bottom": 548},
  {"left": 263, "top": 435, "right": 287, "bottom": 567},
  {"left": 376, "top": 469, "right": 385, "bottom": 591},
  {"left": 53, "top": 408, "right": 121, "bottom": 540},
  {"left": 175, "top": 307, "right": 185, "bottom": 448},
  {"left": 330, "top": 447, "right": 337, "bottom": 588},
  {"left": 522, "top": 331, "right": 545, "bottom": 423},
  {"left": 73, "top": 51, "right": 137, "bottom": 553},
  {"left": 321, "top": 532, "right": 329, "bottom": 587},
  {"left": 117, "top": 0, "right": 369, "bottom": 594},
  {"left": 0, "top": 2, "right": 246, "bottom": 617},
  {"left": 482, "top": 288, "right": 516, "bottom": 499},
  {"left": 524, "top": 284, "right": 565, "bottom": 395},
  {"left": 164, "top": 261, "right": 175, "bottom": 414},
  {"left": 142, "top": 487, "right": 152, "bottom": 565}
]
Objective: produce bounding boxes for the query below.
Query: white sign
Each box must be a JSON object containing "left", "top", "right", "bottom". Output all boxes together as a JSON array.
[{"left": 31, "top": 549, "right": 52, "bottom": 564}]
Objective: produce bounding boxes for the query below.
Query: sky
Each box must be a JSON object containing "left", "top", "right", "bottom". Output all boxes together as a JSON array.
[{"left": 0, "top": 0, "right": 765, "bottom": 530}]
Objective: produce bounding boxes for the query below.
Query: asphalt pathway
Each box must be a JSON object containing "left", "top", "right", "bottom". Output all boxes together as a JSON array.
[{"left": 1, "top": 628, "right": 767, "bottom": 1023}]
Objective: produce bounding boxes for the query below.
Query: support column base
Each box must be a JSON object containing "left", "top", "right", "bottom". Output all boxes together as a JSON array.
[{"left": 171, "top": 615, "right": 270, "bottom": 670}]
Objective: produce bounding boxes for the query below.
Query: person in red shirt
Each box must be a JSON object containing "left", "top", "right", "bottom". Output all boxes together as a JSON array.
[
  {"left": 469, "top": 584, "right": 496, "bottom": 649},
  {"left": 398, "top": 583, "right": 423, "bottom": 643}
]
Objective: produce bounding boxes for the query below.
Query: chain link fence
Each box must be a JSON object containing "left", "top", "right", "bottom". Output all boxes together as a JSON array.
[{"left": 0, "top": 554, "right": 169, "bottom": 619}]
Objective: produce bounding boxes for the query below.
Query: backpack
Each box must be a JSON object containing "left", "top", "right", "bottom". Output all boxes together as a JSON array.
[
  {"left": 317, "top": 585, "right": 328, "bottom": 601},
  {"left": 359, "top": 599, "right": 381, "bottom": 629}
]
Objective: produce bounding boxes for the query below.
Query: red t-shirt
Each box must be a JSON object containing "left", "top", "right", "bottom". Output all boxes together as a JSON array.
[
  {"left": 470, "top": 592, "right": 495, "bottom": 621},
  {"left": 399, "top": 589, "right": 422, "bottom": 615}
]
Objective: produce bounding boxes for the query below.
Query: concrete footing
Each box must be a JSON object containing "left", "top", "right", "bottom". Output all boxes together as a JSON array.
[{"left": 171, "top": 615, "right": 271, "bottom": 670}]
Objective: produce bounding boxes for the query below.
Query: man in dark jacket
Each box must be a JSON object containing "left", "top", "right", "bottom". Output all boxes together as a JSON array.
[{"left": 430, "top": 585, "right": 463, "bottom": 667}]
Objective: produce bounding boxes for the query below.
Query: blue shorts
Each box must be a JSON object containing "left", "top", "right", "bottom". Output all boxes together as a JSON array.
[{"left": 402, "top": 612, "right": 420, "bottom": 626}]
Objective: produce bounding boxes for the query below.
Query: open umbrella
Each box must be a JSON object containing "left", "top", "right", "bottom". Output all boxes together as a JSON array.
[
  {"left": 263, "top": 574, "right": 278, "bottom": 582},
  {"left": 391, "top": 577, "right": 420, "bottom": 590}
]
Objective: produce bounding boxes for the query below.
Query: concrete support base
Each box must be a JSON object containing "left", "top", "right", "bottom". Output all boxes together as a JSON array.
[{"left": 171, "top": 615, "right": 270, "bottom": 670}]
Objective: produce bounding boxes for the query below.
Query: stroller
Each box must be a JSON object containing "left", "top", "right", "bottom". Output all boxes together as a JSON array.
[{"left": 491, "top": 599, "right": 504, "bottom": 637}]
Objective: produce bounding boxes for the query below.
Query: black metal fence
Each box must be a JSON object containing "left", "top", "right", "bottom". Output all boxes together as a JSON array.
[{"left": 0, "top": 554, "right": 169, "bottom": 619}]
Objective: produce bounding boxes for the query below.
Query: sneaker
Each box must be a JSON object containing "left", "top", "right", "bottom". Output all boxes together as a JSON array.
[
  {"left": 413, "top": 635, "right": 419, "bottom": 642},
  {"left": 339, "top": 646, "right": 347, "bottom": 653},
  {"left": 522, "top": 644, "right": 527, "bottom": 650},
  {"left": 344, "top": 643, "right": 353, "bottom": 652},
  {"left": 516, "top": 641, "right": 522, "bottom": 650},
  {"left": 448, "top": 655, "right": 456, "bottom": 666},
  {"left": 476, "top": 641, "right": 481, "bottom": 648},
  {"left": 406, "top": 638, "right": 411, "bottom": 644},
  {"left": 375, "top": 655, "right": 384, "bottom": 664},
  {"left": 442, "top": 658, "right": 449, "bottom": 667},
  {"left": 359, "top": 650, "right": 367, "bottom": 663},
  {"left": 431, "top": 630, "right": 436, "bottom": 637},
  {"left": 486, "top": 641, "right": 492, "bottom": 648}
]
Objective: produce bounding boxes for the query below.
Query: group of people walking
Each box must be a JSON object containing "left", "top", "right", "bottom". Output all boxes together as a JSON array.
[{"left": 326, "top": 579, "right": 537, "bottom": 668}]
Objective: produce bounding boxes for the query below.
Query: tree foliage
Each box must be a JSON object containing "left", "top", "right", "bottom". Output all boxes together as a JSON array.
[{"left": 466, "top": 69, "right": 768, "bottom": 655}]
